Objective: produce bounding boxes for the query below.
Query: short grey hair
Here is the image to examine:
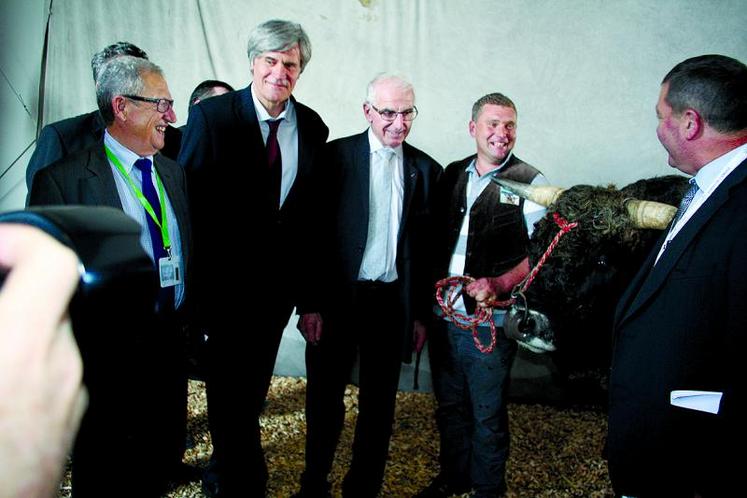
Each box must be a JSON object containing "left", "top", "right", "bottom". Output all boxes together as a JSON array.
[
  {"left": 365, "top": 74, "right": 415, "bottom": 106},
  {"left": 96, "top": 55, "right": 164, "bottom": 125},
  {"left": 471, "top": 93, "right": 516, "bottom": 122},
  {"left": 247, "top": 19, "right": 312, "bottom": 73}
]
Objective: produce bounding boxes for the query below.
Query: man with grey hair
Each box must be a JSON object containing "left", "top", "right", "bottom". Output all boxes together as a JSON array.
[
  {"left": 29, "top": 55, "right": 193, "bottom": 497},
  {"left": 294, "top": 74, "right": 441, "bottom": 498},
  {"left": 25, "top": 41, "right": 182, "bottom": 202},
  {"left": 178, "top": 19, "right": 328, "bottom": 498}
]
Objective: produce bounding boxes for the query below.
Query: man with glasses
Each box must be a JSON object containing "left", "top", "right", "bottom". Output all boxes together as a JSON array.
[
  {"left": 417, "top": 93, "right": 548, "bottom": 498},
  {"left": 29, "top": 55, "right": 193, "bottom": 497},
  {"left": 294, "top": 74, "right": 441, "bottom": 498},
  {"left": 25, "top": 41, "right": 183, "bottom": 204},
  {"left": 178, "top": 19, "right": 329, "bottom": 498}
]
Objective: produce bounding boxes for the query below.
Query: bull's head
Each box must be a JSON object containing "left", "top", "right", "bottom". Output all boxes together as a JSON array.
[{"left": 494, "top": 177, "right": 685, "bottom": 357}]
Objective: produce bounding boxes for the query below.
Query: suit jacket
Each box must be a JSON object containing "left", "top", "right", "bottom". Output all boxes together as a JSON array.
[
  {"left": 322, "top": 131, "right": 442, "bottom": 361},
  {"left": 28, "top": 141, "right": 192, "bottom": 307},
  {"left": 26, "top": 110, "right": 182, "bottom": 204},
  {"left": 608, "top": 156, "right": 747, "bottom": 496},
  {"left": 177, "top": 85, "right": 329, "bottom": 327}
]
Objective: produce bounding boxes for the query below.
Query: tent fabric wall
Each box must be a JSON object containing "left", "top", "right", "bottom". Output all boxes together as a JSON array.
[{"left": 2, "top": 0, "right": 746, "bottom": 387}]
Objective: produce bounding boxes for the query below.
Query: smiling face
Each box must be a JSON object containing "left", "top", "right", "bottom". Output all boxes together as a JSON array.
[
  {"left": 121, "top": 71, "right": 176, "bottom": 156},
  {"left": 470, "top": 103, "right": 517, "bottom": 167},
  {"left": 363, "top": 78, "right": 415, "bottom": 148},
  {"left": 251, "top": 45, "right": 301, "bottom": 116}
]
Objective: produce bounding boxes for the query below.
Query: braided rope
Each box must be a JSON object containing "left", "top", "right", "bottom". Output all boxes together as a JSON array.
[{"left": 435, "top": 212, "right": 579, "bottom": 353}]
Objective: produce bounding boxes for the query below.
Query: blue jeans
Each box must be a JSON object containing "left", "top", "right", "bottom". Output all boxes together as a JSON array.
[{"left": 428, "top": 318, "right": 516, "bottom": 497}]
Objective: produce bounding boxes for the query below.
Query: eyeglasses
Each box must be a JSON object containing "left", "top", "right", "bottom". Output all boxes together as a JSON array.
[
  {"left": 123, "top": 95, "right": 174, "bottom": 113},
  {"left": 369, "top": 104, "right": 418, "bottom": 122}
]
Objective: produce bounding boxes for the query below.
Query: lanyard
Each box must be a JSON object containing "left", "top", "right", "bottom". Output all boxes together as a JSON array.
[{"left": 105, "top": 146, "right": 172, "bottom": 251}]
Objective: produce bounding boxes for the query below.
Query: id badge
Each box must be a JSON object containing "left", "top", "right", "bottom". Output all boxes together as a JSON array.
[
  {"left": 159, "top": 256, "right": 182, "bottom": 288},
  {"left": 499, "top": 187, "right": 520, "bottom": 206}
]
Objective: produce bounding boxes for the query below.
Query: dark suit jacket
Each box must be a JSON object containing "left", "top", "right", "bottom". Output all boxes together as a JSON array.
[
  {"left": 608, "top": 156, "right": 747, "bottom": 496},
  {"left": 26, "top": 110, "right": 182, "bottom": 204},
  {"left": 322, "top": 131, "right": 442, "bottom": 361},
  {"left": 177, "top": 85, "right": 329, "bottom": 328},
  {"left": 28, "top": 141, "right": 192, "bottom": 297}
]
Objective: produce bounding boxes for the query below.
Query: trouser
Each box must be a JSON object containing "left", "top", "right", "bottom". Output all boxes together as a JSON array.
[
  {"left": 203, "top": 302, "right": 293, "bottom": 497},
  {"left": 428, "top": 319, "right": 516, "bottom": 497},
  {"left": 72, "top": 312, "right": 187, "bottom": 498},
  {"left": 303, "top": 281, "right": 404, "bottom": 498}
]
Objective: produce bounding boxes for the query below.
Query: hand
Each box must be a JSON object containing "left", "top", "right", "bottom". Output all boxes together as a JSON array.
[
  {"left": 298, "top": 312, "right": 323, "bottom": 345},
  {"left": 413, "top": 320, "right": 427, "bottom": 353},
  {"left": 465, "top": 257, "right": 531, "bottom": 308},
  {"left": 0, "top": 224, "right": 88, "bottom": 498},
  {"left": 465, "top": 277, "right": 497, "bottom": 307}
]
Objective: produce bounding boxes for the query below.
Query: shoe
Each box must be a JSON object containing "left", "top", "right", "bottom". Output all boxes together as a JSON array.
[{"left": 414, "top": 475, "right": 471, "bottom": 498}]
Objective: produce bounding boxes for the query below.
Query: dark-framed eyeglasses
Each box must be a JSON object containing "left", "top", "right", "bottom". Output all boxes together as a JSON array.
[
  {"left": 369, "top": 104, "right": 418, "bottom": 122},
  {"left": 123, "top": 95, "right": 174, "bottom": 113}
]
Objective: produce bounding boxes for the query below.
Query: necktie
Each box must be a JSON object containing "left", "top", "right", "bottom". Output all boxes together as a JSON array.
[
  {"left": 134, "top": 158, "right": 174, "bottom": 312},
  {"left": 266, "top": 119, "right": 283, "bottom": 209},
  {"left": 361, "top": 148, "right": 395, "bottom": 280},
  {"left": 669, "top": 178, "right": 699, "bottom": 232}
]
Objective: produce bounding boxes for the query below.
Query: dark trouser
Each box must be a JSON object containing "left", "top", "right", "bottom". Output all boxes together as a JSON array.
[
  {"left": 303, "top": 281, "right": 404, "bottom": 498},
  {"left": 203, "top": 302, "right": 293, "bottom": 497},
  {"left": 428, "top": 319, "right": 516, "bottom": 497},
  {"left": 71, "top": 311, "right": 187, "bottom": 498}
]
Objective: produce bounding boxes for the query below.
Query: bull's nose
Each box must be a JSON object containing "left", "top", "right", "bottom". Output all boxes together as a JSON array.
[{"left": 504, "top": 306, "right": 557, "bottom": 353}]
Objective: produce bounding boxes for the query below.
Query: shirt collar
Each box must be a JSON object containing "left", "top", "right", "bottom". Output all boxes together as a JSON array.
[
  {"left": 104, "top": 130, "right": 152, "bottom": 173},
  {"left": 466, "top": 151, "right": 514, "bottom": 177},
  {"left": 251, "top": 84, "right": 295, "bottom": 123},
  {"left": 693, "top": 142, "right": 747, "bottom": 192},
  {"left": 367, "top": 128, "right": 404, "bottom": 160}
]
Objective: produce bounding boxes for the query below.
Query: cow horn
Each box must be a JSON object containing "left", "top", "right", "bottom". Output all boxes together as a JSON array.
[
  {"left": 625, "top": 199, "right": 677, "bottom": 229},
  {"left": 492, "top": 178, "right": 564, "bottom": 207}
]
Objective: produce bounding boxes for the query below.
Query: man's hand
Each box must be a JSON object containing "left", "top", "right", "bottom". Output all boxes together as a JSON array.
[
  {"left": 465, "top": 257, "right": 530, "bottom": 307},
  {"left": 0, "top": 224, "right": 88, "bottom": 498},
  {"left": 413, "top": 319, "right": 427, "bottom": 353},
  {"left": 298, "top": 312, "right": 323, "bottom": 345}
]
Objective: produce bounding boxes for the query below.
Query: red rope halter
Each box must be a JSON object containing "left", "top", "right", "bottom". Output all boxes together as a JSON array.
[{"left": 435, "top": 212, "right": 578, "bottom": 353}]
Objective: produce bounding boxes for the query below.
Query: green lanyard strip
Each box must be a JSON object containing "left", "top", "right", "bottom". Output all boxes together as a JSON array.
[{"left": 105, "top": 146, "right": 172, "bottom": 251}]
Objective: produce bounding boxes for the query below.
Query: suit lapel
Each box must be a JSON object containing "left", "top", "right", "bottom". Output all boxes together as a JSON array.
[
  {"left": 84, "top": 145, "right": 123, "bottom": 208},
  {"left": 353, "top": 132, "right": 371, "bottom": 225},
  {"left": 617, "top": 159, "right": 747, "bottom": 328},
  {"left": 399, "top": 143, "right": 419, "bottom": 243}
]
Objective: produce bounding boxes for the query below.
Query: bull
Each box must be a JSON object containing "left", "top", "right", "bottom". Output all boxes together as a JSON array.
[{"left": 492, "top": 175, "right": 689, "bottom": 373}]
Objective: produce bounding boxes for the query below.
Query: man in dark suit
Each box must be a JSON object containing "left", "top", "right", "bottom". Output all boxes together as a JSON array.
[
  {"left": 29, "top": 55, "right": 194, "bottom": 497},
  {"left": 608, "top": 54, "right": 747, "bottom": 497},
  {"left": 178, "top": 19, "right": 329, "bottom": 498},
  {"left": 295, "top": 74, "right": 441, "bottom": 498},
  {"left": 26, "top": 41, "right": 181, "bottom": 204}
]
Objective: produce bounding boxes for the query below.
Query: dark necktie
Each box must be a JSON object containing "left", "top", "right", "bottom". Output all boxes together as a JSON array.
[
  {"left": 669, "top": 178, "right": 699, "bottom": 233},
  {"left": 134, "top": 158, "right": 174, "bottom": 312},
  {"left": 266, "top": 119, "right": 283, "bottom": 209}
]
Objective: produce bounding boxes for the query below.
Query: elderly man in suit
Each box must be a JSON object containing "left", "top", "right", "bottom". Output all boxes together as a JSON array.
[
  {"left": 25, "top": 41, "right": 182, "bottom": 204},
  {"left": 29, "top": 55, "right": 193, "bottom": 497},
  {"left": 178, "top": 19, "right": 329, "bottom": 498},
  {"left": 294, "top": 74, "right": 441, "bottom": 498},
  {"left": 608, "top": 54, "right": 747, "bottom": 497}
]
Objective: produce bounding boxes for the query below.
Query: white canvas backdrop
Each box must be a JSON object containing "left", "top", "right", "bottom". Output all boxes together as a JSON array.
[{"left": 2, "top": 0, "right": 746, "bottom": 389}]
